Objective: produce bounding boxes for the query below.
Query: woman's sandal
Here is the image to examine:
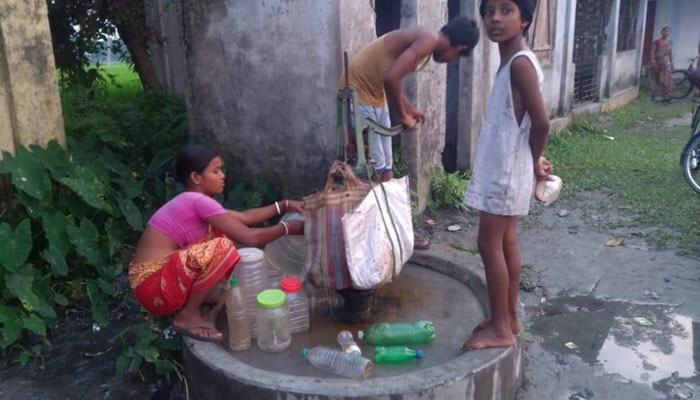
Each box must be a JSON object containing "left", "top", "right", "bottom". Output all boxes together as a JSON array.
[
  {"left": 171, "top": 323, "right": 223, "bottom": 343},
  {"left": 414, "top": 237, "right": 431, "bottom": 250}
]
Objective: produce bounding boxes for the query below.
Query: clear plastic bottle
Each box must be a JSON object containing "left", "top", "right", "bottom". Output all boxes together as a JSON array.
[
  {"left": 265, "top": 259, "right": 285, "bottom": 289},
  {"left": 256, "top": 289, "right": 291, "bottom": 353},
  {"left": 279, "top": 276, "right": 310, "bottom": 334},
  {"left": 374, "top": 346, "right": 423, "bottom": 363},
  {"left": 225, "top": 277, "right": 251, "bottom": 351},
  {"left": 233, "top": 247, "right": 268, "bottom": 338},
  {"left": 534, "top": 175, "right": 562, "bottom": 205},
  {"left": 301, "top": 346, "right": 373, "bottom": 379},
  {"left": 337, "top": 330, "right": 361, "bottom": 357},
  {"left": 357, "top": 321, "right": 436, "bottom": 345}
]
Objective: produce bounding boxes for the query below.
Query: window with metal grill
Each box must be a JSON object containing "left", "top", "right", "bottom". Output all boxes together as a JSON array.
[{"left": 617, "top": 0, "right": 639, "bottom": 52}]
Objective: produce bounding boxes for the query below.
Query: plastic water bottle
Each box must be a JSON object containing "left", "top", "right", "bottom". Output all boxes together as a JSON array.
[
  {"left": 233, "top": 247, "right": 268, "bottom": 338},
  {"left": 279, "top": 276, "right": 310, "bottom": 334},
  {"left": 357, "top": 321, "right": 435, "bottom": 345},
  {"left": 225, "top": 277, "right": 251, "bottom": 351},
  {"left": 534, "top": 175, "right": 562, "bottom": 205},
  {"left": 337, "top": 330, "right": 361, "bottom": 356},
  {"left": 265, "top": 260, "right": 285, "bottom": 289},
  {"left": 374, "top": 346, "right": 423, "bottom": 363},
  {"left": 301, "top": 346, "right": 373, "bottom": 379}
]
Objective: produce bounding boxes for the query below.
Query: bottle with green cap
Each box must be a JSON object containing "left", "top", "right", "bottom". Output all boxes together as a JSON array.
[
  {"left": 256, "top": 289, "right": 291, "bottom": 352},
  {"left": 225, "top": 277, "right": 251, "bottom": 351},
  {"left": 357, "top": 321, "right": 435, "bottom": 345},
  {"left": 374, "top": 346, "right": 423, "bottom": 363},
  {"left": 301, "top": 346, "right": 373, "bottom": 379}
]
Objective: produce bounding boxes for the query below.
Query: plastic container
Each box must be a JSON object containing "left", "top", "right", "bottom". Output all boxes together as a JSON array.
[
  {"left": 337, "top": 330, "right": 361, "bottom": 357},
  {"left": 357, "top": 321, "right": 435, "bottom": 345},
  {"left": 234, "top": 247, "right": 268, "bottom": 337},
  {"left": 301, "top": 346, "right": 373, "bottom": 379},
  {"left": 534, "top": 175, "right": 562, "bottom": 205},
  {"left": 225, "top": 277, "right": 251, "bottom": 351},
  {"left": 265, "top": 260, "right": 285, "bottom": 289},
  {"left": 374, "top": 346, "right": 423, "bottom": 363},
  {"left": 264, "top": 212, "right": 307, "bottom": 278},
  {"left": 280, "top": 276, "right": 310, "bottom": 334},
  {"left": 255, "top": 289, "right": 291, "bottom": 353}
]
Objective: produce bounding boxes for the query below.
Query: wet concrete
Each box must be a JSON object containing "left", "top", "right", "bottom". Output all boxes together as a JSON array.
[{"left": 184, "top": 254, "right": 525, "bottom": 399}]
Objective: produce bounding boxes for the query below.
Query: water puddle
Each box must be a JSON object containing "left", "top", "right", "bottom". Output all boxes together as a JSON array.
[{"left": 529, "top": 296, "right": 700, "bottom": 388}]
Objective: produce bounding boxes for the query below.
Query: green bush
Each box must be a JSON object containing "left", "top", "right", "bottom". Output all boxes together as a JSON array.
[{"left": 427, "top": 165, "right": 470, "bottom": 213}]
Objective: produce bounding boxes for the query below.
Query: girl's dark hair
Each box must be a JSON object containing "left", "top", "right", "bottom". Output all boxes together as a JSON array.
[
  {"left": 479, "top": 0, "right": 538, "bottom": 36},
  {"left": 171, "top": 144, "right": 219, "bottom": 184},
  {"left": 440, "top": 16, "right": 480, "bottom": 57}
]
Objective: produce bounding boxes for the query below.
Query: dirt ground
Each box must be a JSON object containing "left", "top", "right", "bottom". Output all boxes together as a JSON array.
[{"left": 421, "top": 189, "right": 700, "bottom": 400}]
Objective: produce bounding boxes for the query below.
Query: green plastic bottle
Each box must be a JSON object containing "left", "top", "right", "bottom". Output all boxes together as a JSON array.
[
  {"left": 357, "top": 321, "right": 435, "bottom": 345},
  {"left": 374, "top": 346, "right": 423, "bottom": 363}
]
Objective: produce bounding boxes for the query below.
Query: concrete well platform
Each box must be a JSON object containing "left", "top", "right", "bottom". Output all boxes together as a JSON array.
[{"left": 183, "top": 251, "right": 523, "bottom": 399}]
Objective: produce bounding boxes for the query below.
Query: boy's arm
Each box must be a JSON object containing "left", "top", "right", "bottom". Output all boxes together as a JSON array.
[
  {"left": 384, "top": 34, "right": 438, "bottom": 129},
  {"left": 511, "top": 57, "right": 551, "bottom": 177}
]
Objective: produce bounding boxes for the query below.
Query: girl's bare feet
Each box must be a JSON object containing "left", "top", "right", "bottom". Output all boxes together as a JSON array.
[
  {"left": 472, "top": 313, "right": 521, "bottom": 335},
  {"left": 461, "top": 324, "right": 515, "bottom": 351},
  {"left": 172, "top": 310, "right": 223, "bottom": 341}
]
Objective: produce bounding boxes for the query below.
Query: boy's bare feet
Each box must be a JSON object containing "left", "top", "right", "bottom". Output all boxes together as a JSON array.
[
  {"left": 472, "top": 314, "right": 521, "bottom": 335},
  {"left": 461, "top": 324, "right": 515, "bottom": 351}
]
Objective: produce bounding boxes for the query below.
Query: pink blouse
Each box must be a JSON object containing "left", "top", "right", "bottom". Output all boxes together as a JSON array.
[{"left": 148, "top": 192, "right": 227, "bottom": 248}]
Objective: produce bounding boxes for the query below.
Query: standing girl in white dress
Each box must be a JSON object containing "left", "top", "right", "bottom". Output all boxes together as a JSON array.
[{"left": 462, "top": 0, "right": 553, "bottom": 351}]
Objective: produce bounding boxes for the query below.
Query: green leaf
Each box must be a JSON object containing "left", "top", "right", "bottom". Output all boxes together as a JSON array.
[
  {"left": 66, "top": 218, "right": 100, "bottom": 265},
  {"left": 19, "top": 291, "right": 41, "bottom": 312},
  {"left": 154, "top": 359, "right": 174, "bottom": 375},
  {"left": 40, "top": 247, "right": 68, "bottom": 276},
  {"left": 104, "top": 218, "right": 124, "bottom": 257},
  {"left": 116, "top": 354, "right": 130, "bottom": 371},
  {"left": 0, "top": 305, "right": 18, "bottom": 324},
  {"left": 42, "top": 212, "right": 71, "bottom": 257},
  {"left": 3, "top": 146, "right": 52, "bottom": 200},
  {"left": 22, "top": 313, "right": 46, "bottom": 336},
  {"left": 97, "top": 278, "right": 117, "bottom": 297},
  {"left": 135, "top": 345, "right": 159, "bottom": 362},
  {"left": 53, "top": 293, "right": 68, "bottom": 307},
  {"left": 18, "top": 350, "right": 30, "bottom": 366},
  {"left": 5, "top": 265, "right": 34, "bottom": 297},
  {"left": 58, "top": 165, "right": 115, "bottom": 215},
  {"left": 14, "top": 191, "right": 49, "bottom": 219},
  {"left": 128, "top": 355, "right": 143, "bottom": 373},
  {"left": 91, "top": 301, "right": 109, "bottom": 327},
  {"left": 143, "top": 150, "right": 174, "bottom": 179},
  {"left": 29, "top": 140, "right": 70, "bottom": 179},
  {"left": 37, "top": 301, "right": 57, "bottom": 320},
  {"left": 117, "top": 197, "right": 143, "bottom": 231},
  {"left": 0, "top": 220, "right": 32, "bottom": 271},
  {"left": 2, "top": 319, "right": 23, "bottom": 346}
]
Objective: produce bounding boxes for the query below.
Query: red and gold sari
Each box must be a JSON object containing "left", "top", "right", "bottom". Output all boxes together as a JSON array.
[
  {"left": 128, "top": 227, "right": 240, "bottom": 316},
  {"left": 651, "top": 39, "right": 674, "bottom": 98}
]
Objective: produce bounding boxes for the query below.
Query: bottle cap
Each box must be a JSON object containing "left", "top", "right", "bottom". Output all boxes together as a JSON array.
[
  {"left": 257, "top": 289, "right": 286, "bottom": 308},
  {"left": 301, "top": 348, "right": 309, "bottom": 358},
  {"left": 280, "top": 276, "right": 302, "bottom": 292},
  {"left": 416, "top": 349, "right": 423, "bottom": 359},
  {"left": 229, "top": 277, "right": 238, "bottom": 286},
  {"left": 357, "top": 330, "right": 364, "bottom": 340},
  {"left": 238, "top": 247, "right": 264, "bottom": 262}
]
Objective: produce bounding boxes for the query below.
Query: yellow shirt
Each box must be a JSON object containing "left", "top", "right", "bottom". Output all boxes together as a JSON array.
[{"left": 338, "top": 35, "right": 429, "bottom": 106}]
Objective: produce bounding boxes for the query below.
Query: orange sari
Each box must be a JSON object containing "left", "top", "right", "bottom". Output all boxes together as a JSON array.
[{"left": 128, "top": 228, "right": 240, "bottom": 316}]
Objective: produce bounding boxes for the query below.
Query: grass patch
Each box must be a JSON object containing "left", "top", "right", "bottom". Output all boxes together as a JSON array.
[
  {"left": 546, "top": 91, "right": 700, "bottom": 256},
  {"left": 99, "top": 63, "right": 143, "bottom": 93}
]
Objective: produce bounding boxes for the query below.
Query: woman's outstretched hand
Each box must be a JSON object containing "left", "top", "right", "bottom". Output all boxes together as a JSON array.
[{"left": 284, "top": 199, "right": 305, "bottom": 215}]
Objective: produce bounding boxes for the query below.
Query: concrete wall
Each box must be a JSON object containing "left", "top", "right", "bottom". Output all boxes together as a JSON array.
[
  {"left": 652, "top": 0, "right": 700, "bottom": 69},
  {"left": 181, "top": 1, "right": 342, "bottom": 196},
  {"left": 147, "top": 0, "right": 186, "bottom": 96},
  {"left": 403, "top": 0, "right": 450, "bottom": 212},
  {"left": 0, "top": 0, "right": 65, "bottom": 158}
]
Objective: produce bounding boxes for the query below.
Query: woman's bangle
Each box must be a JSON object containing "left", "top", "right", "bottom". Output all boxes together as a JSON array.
[
  {"left": 274, "top": 201, "right": 281, "bottom": 215},
  {"left": 285, "top": 199, "right": 289, "bottom": 211},
  {"left": 279, "top": 221, "right": 289, "bottom": 236}
]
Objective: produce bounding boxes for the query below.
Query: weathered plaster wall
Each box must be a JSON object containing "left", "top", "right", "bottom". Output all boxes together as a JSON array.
[
  {"left": 147, "top": 0, "right": 186, "bottom": 96},
  {"left": 339, "top": 0, "right": 375, "bottom": 64},
  {"left": 653, "top": 0, "right": 700, "bottom": 68},
  {"left": 181, "top": 1, "right": 341, "bottom": 196},
  {"left": 613, "top": 50, "right": 641, "bottom": 94},
  {"left": 0, "top": 0, "right": 65, "bottom": 158},
  {"left": 399, "top": 0, "right": 450, "bottom": 212}
]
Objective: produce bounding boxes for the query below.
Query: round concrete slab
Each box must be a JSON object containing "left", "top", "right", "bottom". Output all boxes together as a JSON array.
[{"left": 183, "top": 252, "right": 523, "bottom": 399}]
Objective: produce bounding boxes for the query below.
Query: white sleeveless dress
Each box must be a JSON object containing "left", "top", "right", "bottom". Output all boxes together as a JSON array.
[{"left": 464, "top": 50, "right": 544, "bottom": 216}]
